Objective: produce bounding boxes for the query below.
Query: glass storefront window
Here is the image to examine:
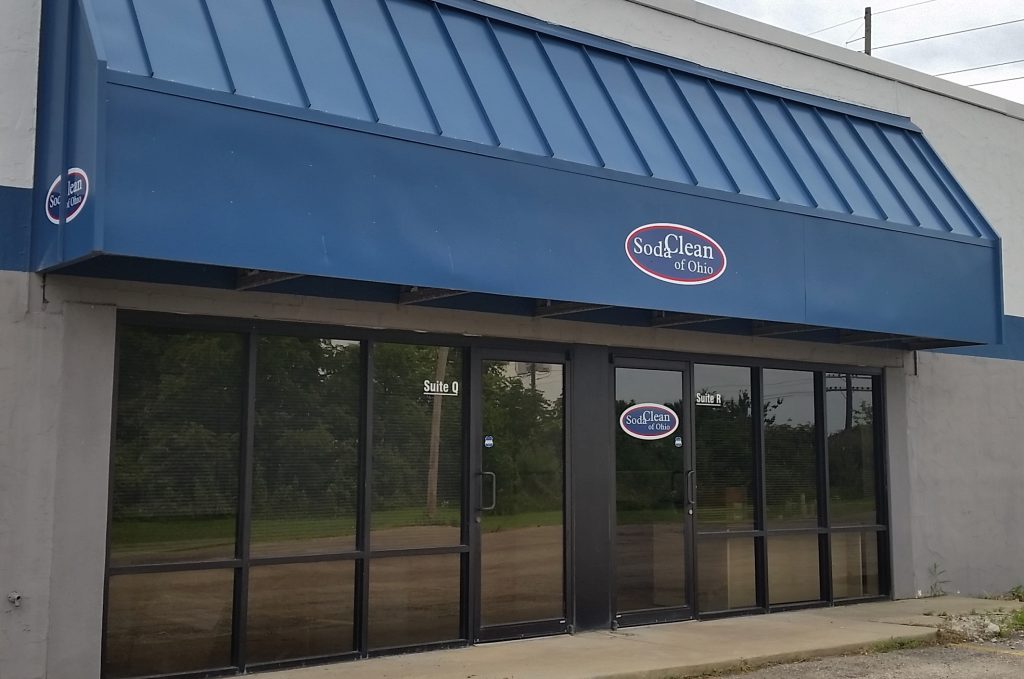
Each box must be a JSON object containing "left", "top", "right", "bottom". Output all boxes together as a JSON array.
[
  {"left": 694, "top": 365, "right": 755, "bottom": 532},
  {"left": 615, "top": 368, "right": 688, "bottom": 613},
  {"left": 768, "top": 533, "right": 821, "bottom": 605},
  {"left": 104, "top": 569, "right": 235, "bottom": 678},
  {"left": 697, "top": 536, "right": 757, "bottom": 612},
  {"left": 832, "top": 531, "right": 882, "bottom": 599},
  {"left": 480, "top": 360, "right": 565, "bottom": 627},
  {"left": 247, "top": 561, "right": 357, "bottom": 663},
  {"left": 371, "top": 343, "right": 465, "bottom": 550},
  {"left": 368, "top": 554, "right": 462, "bottom": 649},
  {"left": 110, "top": 327, "right": 244, "bottom": 566},
  {"left": 826, "top": 374, "right": 878, "bottom": 526},
  {"left": 106, "top": 321, "right": 890, "bottom": 677},
  {"left": 252, "top": 336, "right": 361, "bottom": 556},
  {"left": 763, "top": 369, "right": 818, "bottom": 530}
]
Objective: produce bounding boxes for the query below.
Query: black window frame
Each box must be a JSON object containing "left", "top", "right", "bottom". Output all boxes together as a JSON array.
[
  {"left": 691, "top": 363, "right": 889, "bottom": 619},
  {"left": 101, "top": 311, "right": 892, "bottom": 678}
]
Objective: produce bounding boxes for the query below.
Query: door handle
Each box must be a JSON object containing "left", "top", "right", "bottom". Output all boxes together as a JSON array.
[
  {"left": 687, "top": 470, "right": 697, "bottom": 510},
  {"left": 481, "top": 471, "right": 497, "bottom": 511}
]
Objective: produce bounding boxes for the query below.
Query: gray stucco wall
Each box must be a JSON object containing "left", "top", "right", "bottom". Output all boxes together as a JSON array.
[
  {"left": 0, "top": 273, "right": 61, "bottom": 679},
  {"left": 0, "top": 273, "right": 115, "bottom": 679},
  {"left": 896, "top": 350, "right": 1024, "bottom": 598},
  {"left": 0, "top": 0, "right": 40, "bottom": 189}
]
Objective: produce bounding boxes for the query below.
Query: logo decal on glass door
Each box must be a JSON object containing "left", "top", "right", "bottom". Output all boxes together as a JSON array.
[{"left": 619, "top": 403, "right": 680, "bottom": 440}]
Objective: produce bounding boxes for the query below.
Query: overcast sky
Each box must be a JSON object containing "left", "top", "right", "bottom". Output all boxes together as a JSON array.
[{"left": 696, "top": 0, "right": 1024, "bottom": 103}]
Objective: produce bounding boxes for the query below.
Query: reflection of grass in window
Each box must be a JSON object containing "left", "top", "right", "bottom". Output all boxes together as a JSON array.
[
  {"left": 616, "top": 508, "right": 682, "bottom": 525},
  {"left": 482, "top": 509, "right": 562, "bottom": 532},
  {"left": 828, "top": 496, "right": 877, "bottom": 522},
  {"left": 112, "top": 507, "right": 567, "bottom": 555},
  {"left": 370, "top": 506, "right": 462, "bottom": 532},
  {"left": 111, "top": 516, "right": 236, "bottom": 556}
]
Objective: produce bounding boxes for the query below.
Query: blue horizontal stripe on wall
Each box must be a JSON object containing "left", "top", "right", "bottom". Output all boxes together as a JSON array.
[
  {"left": 0, "top": 185, "right": 32, "bottom": 271},
  {"left": 935, "top": 316, "right": 1024, "bottom": 361}
]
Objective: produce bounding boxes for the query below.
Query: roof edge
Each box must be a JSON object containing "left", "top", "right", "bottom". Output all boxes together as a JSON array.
[{"left": 621, "top": 0, "right": 1024, "bottom": 123}]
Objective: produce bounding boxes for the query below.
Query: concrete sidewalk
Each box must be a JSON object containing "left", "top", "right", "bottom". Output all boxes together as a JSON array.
[{"left": 263, "top": 598, "right": 1023, "bottom": 679}]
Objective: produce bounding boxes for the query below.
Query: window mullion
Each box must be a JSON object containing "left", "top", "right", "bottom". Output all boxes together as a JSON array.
[
  {"left": 232, "top": 330, "right": 258, "bottom": 670},
  {"left": 752, "top": 367, "right": 769, "bottom": 610},
  {"left": 814, "top": 371, "right": 833, "bottom": 603}
]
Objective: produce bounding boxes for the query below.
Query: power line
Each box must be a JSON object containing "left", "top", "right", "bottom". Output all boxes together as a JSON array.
[
  {"left": 844, "top": 20, "right": 866, "bottom": 44},
  {"left": 874, "top": 17, "right": 1024, "bottom": 51},
  {"left": 968, "top": 74, "right": 1024, "bottom": 87},
  {"left": 874, "top": 0, "right": 942, "bottom": 17},
  {"left": 808, "top": 16, "right": 861, "bottom": 36},
  {"left": 807, "top": 0, "right": 940, "bottom": 36},
  {"left": 934, "top": 58, "right": 1024, "bottom": 77}
]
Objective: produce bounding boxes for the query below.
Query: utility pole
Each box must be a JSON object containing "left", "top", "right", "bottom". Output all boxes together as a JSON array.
[
  {"left": 864, "top": 6, "right": 872, "bottom": 55},
  {"left": 846, "top": 373, "right": 854, "bottom": 430}
]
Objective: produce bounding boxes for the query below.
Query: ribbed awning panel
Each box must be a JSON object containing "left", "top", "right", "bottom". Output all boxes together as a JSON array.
[{"left": 86, "top": 0, "right": 995, "bottom": 241}]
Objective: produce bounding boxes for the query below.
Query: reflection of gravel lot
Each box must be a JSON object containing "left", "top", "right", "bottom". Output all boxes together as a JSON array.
[{"left": 719, "top": 645, "right": 1024, "bottom": 678}]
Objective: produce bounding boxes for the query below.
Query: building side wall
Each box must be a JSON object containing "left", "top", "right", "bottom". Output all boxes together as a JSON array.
[
  {"left": 0, "top": 273, "right": 62, "bottom": 679},
  {"left": 46, "top": 301, "right": 115, "bottom": 679},
  {"left": 901, "top": 351, "right": 1024, "bottom": 597},
  {"left": 0, "top": 0, "right": 41, "bottom": 189}
]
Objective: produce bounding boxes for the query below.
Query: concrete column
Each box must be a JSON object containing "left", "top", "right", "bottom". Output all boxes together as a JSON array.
[
  {"left": 883, "top": 362, "right": 916, "bottom": 599},
  {"left": 45, "top": 302, "right": 117, "bottom": 679},
  {"left": 0, "top": 272, "right": 63, "bottom": 679}
]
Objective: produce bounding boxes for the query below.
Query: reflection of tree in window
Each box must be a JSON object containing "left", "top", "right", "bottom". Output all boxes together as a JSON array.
[
  {"left": 615, "top": 397, "right": 686, "bottom": 514},
  {"left": 483, "top": 361, "right": 564, "bottom": 518},
  {"left": 371, "top": 344, "right": 463, "bottom": 545},
  {"left": 763, "top": 370, "right": 817, "bottom": 529},
  {"left": 826, "top": 375, "right": 875, "bottom": 526},
  {"left": 111, "top": 327, "right": 244, "bottom": 564},
  {"left": 252, "top": 336, "right": 361, "bottom": 554},
  {"left": 695, "top": 388, "right": 753, "bottom": 530}
]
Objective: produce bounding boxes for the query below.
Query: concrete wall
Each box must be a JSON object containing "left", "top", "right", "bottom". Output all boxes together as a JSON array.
[
  {"left": 0, "top": 0, "right": 41, "bottom": 189},
  {"left": 0, "top": 273, "right": 61, "bottom": 679},
  {"left": 0, "top": 272, "right": 115, "bottom": 679},
  {"left": 900, "top": 351, "right": 1024, "bottom": 597}
]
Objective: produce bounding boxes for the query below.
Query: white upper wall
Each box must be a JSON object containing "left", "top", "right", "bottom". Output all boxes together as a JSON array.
[
  {"left": 0, "top": 0, "right": 41, "bottom": 189},
  {"left": 480, "top": 0, "right": 1024, "bottom": 317}
]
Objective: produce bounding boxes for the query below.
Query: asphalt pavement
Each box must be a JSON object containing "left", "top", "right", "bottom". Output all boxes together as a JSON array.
[{"left": 718, "top": 644, "right": 1024, "bottom": 678}]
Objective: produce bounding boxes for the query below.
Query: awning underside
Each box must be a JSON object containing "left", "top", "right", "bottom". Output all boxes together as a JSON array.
[{"left": 57, "top": 255, "right": 963, "bottom": 351}]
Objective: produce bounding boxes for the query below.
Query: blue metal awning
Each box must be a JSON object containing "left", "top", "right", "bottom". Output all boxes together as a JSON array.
[{"left": 27, "top": 0, "right": 1003, "bottom": 347}]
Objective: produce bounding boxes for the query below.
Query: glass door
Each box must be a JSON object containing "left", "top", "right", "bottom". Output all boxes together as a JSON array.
[
  {"left": 475, "top": 354, "right": 568, "bottom": 641},
  {"left": 614, "top": 364, "right": 694, "bottom": 625}
]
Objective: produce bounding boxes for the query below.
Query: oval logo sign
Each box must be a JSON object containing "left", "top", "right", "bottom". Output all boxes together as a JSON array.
[
  {"left": 619, "top": 403, "right": 680, "bottom": 440},
  {"left": 45, "top": 168, "right": 90, "bottom": 225},
  {"left": 625, "top": 223, "right": 727, "bottom": 285}
]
